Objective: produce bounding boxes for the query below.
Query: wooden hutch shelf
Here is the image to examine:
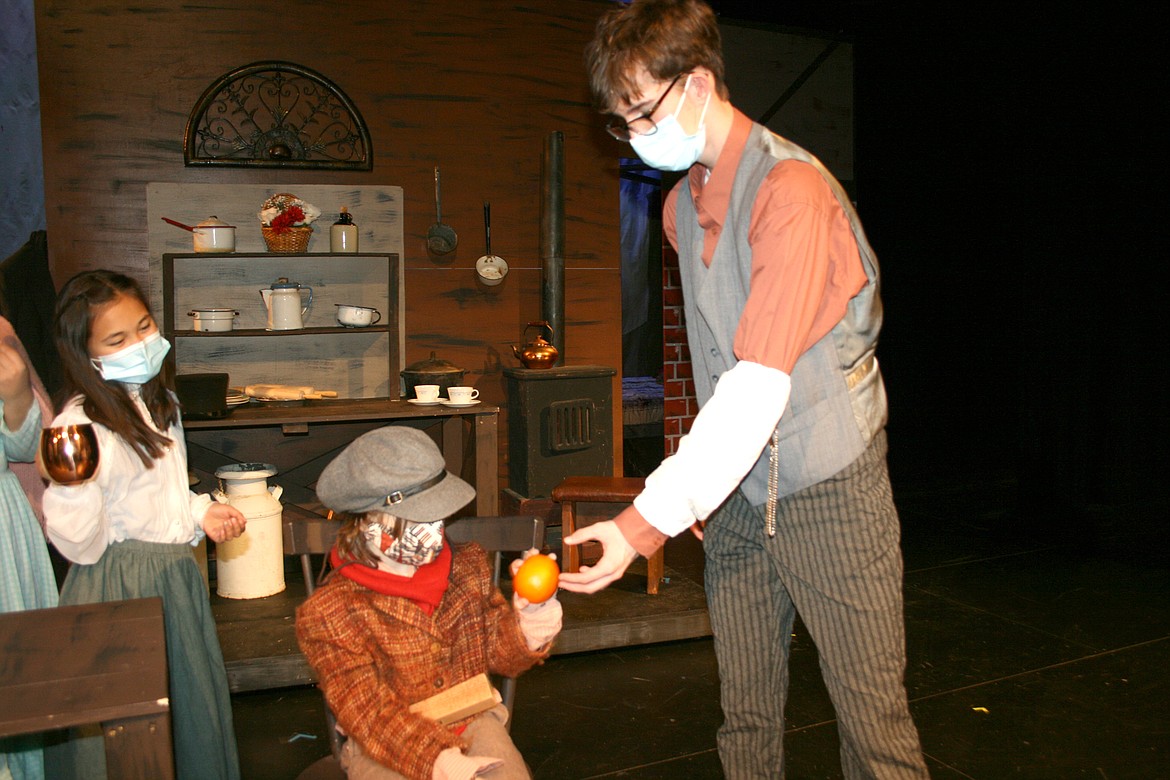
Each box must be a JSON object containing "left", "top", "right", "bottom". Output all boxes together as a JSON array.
[{"left": 162, "top": 252, "right": 402, "bottom": 399}]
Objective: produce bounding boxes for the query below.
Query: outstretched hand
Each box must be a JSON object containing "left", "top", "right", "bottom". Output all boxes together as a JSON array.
[{"left": 557, "top": 520, "right": 639, "bottom": 594}]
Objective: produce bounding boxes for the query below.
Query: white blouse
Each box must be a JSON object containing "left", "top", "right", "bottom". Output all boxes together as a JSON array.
[{"left": 43, "top": 391, "right": 212, "bottom": 564}]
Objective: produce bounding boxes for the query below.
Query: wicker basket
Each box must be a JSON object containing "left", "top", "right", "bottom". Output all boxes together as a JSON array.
[{"left": 262, "top": 225, "right": 313, "bottom": 253}]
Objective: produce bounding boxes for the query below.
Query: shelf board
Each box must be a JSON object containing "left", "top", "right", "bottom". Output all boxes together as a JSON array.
[
  {"left": 182, "top": 397, "right": 500, "bottom": 428},
  {"left": 174, "top": 325, "right": 391, "bottom": 337},
  {"left": 166, "top": 252, "right": 392, "bottom": 259}
]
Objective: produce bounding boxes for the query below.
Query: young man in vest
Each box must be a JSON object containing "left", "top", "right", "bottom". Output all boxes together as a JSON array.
[{"left": 559, "top": 1, "right": 929, "bottom": 776}]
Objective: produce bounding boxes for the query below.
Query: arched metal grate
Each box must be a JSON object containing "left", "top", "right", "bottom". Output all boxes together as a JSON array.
[{"left": 184, "top": 61, "right": 372, "bottom": 170}]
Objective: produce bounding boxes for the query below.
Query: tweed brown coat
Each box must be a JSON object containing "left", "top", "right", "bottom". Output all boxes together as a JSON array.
[{"left": 295, "top": 542, "right": 547, "bottom": 780}]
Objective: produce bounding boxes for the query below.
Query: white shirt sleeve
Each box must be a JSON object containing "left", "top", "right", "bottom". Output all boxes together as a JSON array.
[
  {"left": 189, "top": 491, "right": 213, "bottom": 544},
  {"left": 632, "top": 360, "right": 791, "bottom": 538},
  {"left": 43, "top": 394, "right": 207, "bottom": 563},
  {"left": 44, "top": 480, "right": 109, "bottom": 564},
  {"left": 42, "top": 401, "right": 112, "bottom": 564}
]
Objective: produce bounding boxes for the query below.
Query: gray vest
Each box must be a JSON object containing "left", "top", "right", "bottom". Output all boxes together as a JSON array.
[{"left": 675, "top": 122, "right": 888, "bottom": 503}]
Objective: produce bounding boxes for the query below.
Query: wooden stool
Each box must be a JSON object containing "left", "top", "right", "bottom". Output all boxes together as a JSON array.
[{"left": 551, "top": 476, "right": 664, "bottom": 595}]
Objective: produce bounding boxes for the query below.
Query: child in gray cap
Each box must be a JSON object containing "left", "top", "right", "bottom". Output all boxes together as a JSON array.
[{"left": 296, "top": 426, "right": 561, "bottom": 780}]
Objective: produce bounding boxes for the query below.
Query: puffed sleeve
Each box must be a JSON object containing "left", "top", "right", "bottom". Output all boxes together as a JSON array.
[
  {"left": 43, "top": 478, "right": 108, "bottom": 564},
  {"left": 42, "top": 404, "right": 111, "bottom": 564},
  {"left": 1, "top": 397, "right": 41, "bottom": 462},
  {"left": 188, "top": 491, "right": 213, "bottom": 544}
]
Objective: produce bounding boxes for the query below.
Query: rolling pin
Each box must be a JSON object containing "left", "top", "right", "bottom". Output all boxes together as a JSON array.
[{"left": 244, "top": 384, "right": 338, "bottom": 400}]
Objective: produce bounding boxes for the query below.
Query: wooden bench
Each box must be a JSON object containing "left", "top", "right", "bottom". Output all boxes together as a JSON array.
[
  {"left": 0, "top": 598, "right": 174, "bottom": 779},
  {"left": 552, "top": 476, "right": 664, "bottom": 595}
]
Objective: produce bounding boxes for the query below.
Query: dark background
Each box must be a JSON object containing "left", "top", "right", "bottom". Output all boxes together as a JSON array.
[{"left": 711, "top": 3, "right": 1165, "bottom": 537}]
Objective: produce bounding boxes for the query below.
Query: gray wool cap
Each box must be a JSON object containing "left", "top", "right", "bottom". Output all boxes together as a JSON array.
[{"left": 316, "top": 426, "right": 475, "bottom": 522}]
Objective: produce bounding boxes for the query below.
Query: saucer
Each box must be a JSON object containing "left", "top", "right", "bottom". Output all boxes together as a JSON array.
[
  {"left": 407, "top": 398, "right": 442, "bottom": 406},
  {"left": 440, "top": 399, "right": 481, "bottom": 408}
]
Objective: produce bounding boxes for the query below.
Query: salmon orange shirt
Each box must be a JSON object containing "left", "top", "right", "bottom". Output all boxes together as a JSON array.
[{"left": 664, "top": 109, "right": 866, "bottom": 375}]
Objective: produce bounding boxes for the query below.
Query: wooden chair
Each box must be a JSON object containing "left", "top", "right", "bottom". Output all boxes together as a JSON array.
[
  {"left": 283, "top": 508, "right": 545, "bottom": 779},
  {"left": 551, "top": 476, "right": 663, "bottom": 595}
]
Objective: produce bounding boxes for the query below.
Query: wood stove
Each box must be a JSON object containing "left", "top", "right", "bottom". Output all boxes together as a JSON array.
[{"left": 504, "top": 365, "right": 615, "bottom": 499}]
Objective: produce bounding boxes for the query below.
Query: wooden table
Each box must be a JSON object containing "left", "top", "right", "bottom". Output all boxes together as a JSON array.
[
  {"left": 0, "top": 598, "right": 174, "bottom": 779},
  {"left": 184, "top": 398, "right": 500, "bottom": 516}
]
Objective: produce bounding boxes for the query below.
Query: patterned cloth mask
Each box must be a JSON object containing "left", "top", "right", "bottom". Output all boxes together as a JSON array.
[{"left": 364, "top": 516, "right": 445, "bottom": 569}]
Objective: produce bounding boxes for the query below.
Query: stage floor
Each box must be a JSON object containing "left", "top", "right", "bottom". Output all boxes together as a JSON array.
[{"left": 212, "top": 552, "right": 711, "bottom": 693}]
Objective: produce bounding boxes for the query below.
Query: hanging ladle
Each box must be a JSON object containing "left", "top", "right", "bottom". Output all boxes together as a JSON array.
[
  {"left": 475, "top": 201, "right": 508, "bottom": 285},
  {"left": 426, "top": 166, "right": 458, "bottom": 255}
]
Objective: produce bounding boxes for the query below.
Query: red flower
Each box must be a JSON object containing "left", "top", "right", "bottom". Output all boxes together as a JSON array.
[{"left": 269, "top": 206, "right": 306, "bottom": 234}]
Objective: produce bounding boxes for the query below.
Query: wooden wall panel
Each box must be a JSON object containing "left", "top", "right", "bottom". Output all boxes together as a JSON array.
[{"left": 35, "top": 0, "right": 624, "bottom": 487}]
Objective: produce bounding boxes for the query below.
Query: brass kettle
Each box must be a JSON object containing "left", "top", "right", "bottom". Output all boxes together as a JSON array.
[{"left": 512, "top": 321, "right": 558, "bottom": 369}]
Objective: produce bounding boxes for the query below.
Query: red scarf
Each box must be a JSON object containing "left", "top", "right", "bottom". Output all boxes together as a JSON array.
[{"left": 330, "top": 543, "right": 452, "bottom": 615}]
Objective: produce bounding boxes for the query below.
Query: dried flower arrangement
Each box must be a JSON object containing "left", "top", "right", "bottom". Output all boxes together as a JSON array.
[
  {"left": 258, "top": 193, "right": 321, "bottom": 252},
  {"left": 258, "top": 193, "right": 321, "bottom": 234}
]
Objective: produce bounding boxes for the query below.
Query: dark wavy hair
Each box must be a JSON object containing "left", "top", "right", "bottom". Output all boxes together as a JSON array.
[
  {"left": 332, "top": 511, "right": 379, "bottom": 568},
  {"left": 585, "top": 0, "right": 728, "bottom": 114},
  {"left": 53, "top": 270, "right": 178, "bottom": 467}
]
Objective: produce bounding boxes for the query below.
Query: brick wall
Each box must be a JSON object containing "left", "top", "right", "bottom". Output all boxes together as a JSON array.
[{"left": 660, "top": 243, "right": 697, "bottom": 456}]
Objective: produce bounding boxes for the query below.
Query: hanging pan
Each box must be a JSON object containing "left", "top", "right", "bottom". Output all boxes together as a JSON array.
[
  {"left": 426, "top": 166, "right": 458, "bottom": 255},
  {"left": 475, "top": 201, "right": 508, "bottom": 286}
]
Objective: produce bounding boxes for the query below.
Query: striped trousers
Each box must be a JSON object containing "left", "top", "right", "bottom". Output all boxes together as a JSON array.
[{"left": 704, "top": 432, "right": 928, "bottom": 778}]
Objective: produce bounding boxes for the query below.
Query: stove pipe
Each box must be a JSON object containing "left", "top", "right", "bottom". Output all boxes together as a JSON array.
[{"left": 540, "top": 130, "right": 565, "bottom": 365}]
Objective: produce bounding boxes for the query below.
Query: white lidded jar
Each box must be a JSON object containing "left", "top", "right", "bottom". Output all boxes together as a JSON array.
[
  {"left": 188, "top": 307, "right": 238, "bottom": 332},
  {"left": 212, "top": 463, "right": 286, "bottom": 599},
  {"left": 330, "top": 207, "right": 358, "bottom": 253}
]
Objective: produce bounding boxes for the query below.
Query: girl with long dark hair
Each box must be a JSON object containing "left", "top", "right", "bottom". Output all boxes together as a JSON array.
[{"left": 42, "top": 270, "right": 245, "bottom": 780}]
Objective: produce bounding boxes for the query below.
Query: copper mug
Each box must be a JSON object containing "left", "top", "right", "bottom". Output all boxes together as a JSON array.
[{"left": 38, "top": 424, "right": 100, "bottom": 486}]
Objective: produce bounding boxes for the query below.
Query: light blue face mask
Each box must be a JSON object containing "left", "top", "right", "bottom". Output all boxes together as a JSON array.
[
  {"left": 91, "top": 330, "right": 171, "bottom": 384},
  {"left": 629, "top": 75, "right": 711, "bottom": 172}
]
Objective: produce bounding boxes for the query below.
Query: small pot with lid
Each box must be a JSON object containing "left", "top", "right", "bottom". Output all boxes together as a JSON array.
[
  {"left": 161, "top": 215, "right": 236, "bottom": 252},
  {"left": 401, "top": 351, "right": 465, "bottom": 399},
  {"left": 188, "top": 308, "right": 239, "bottom": 332},
  {"left": 193, "top": 216, "right": 236, "bottom": 253}
]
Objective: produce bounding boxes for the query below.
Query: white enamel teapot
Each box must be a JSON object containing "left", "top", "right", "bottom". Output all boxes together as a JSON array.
[{"left": 260, "top": 278, "right": 313, "bottom": 330}]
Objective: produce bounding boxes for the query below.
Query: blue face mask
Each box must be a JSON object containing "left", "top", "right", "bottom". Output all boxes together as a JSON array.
[
  {"left": 629, "top": 75, "right": 711, "bottom": 172},
  {"left": 91, "top": 330, "right": 171, "bottom": 385}
]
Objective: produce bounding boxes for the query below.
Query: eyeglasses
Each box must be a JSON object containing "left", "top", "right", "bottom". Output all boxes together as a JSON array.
[{"left": 605, "top": 74, "right": 683, "bottom": 141}]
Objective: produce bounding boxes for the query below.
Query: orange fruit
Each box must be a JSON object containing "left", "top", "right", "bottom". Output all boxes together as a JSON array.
[{"left": 513, "top": 553, "right": 560, "bottom": 604}]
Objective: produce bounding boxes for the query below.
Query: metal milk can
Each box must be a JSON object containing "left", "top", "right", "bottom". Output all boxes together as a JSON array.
[{"left": 213, "top": 462, "right": 286, "bottom": 599}]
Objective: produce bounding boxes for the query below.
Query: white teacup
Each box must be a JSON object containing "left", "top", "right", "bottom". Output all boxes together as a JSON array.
[
  {"left": 447, "top": 386, "right": 479, "bottom": 404},
  {"left": 414, "top": 384, "right": 441, "bottom": 402},
  {"left": 336, "top": 304, "right": 381, "bottom": 328}
]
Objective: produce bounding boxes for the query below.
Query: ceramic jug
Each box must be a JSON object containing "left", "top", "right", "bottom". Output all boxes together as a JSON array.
[
  {"left": 260, "top": 278, "right": 313, "bottom": 330},
  {"left": 212, "top": 463, "right": 286, "bottom": 599}
]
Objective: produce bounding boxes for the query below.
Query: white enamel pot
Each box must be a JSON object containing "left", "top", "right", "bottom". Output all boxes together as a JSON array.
[
  {"left": 335, "top": 304, "right": 381, "bottom": 328},
  {"left": 193, "top": 216, "right": 237, "bottom": 253},
  {"left": 476, "top": 202, "right": 508, "bottom": 286},
  {"left": 188, "top": 308, "right": 239, "bottom": 332}
]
